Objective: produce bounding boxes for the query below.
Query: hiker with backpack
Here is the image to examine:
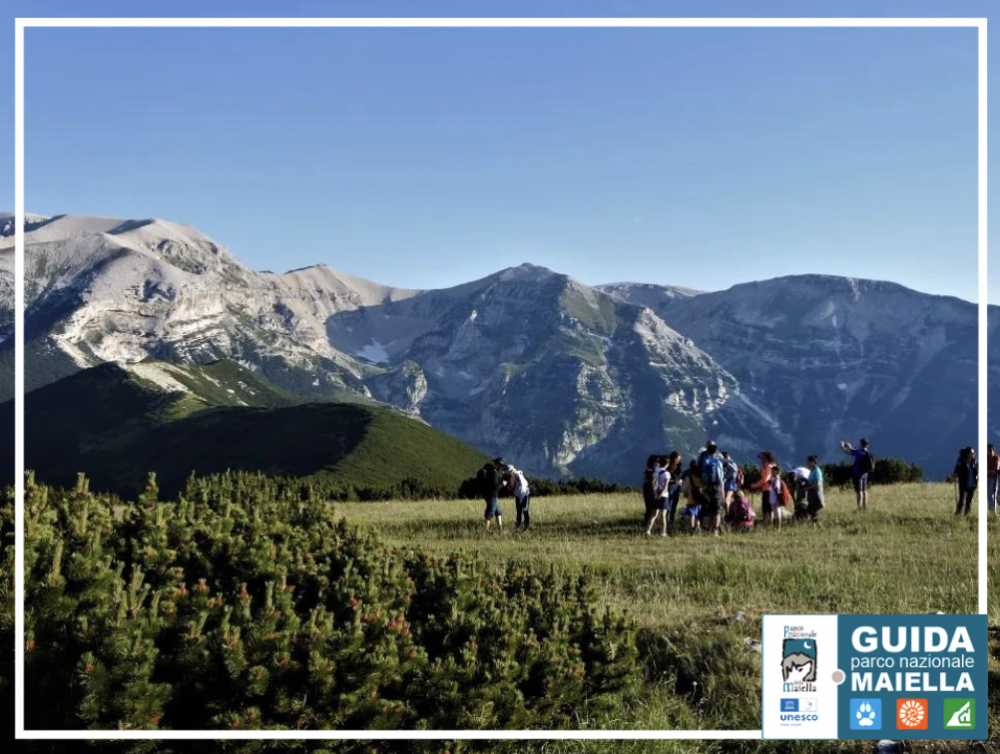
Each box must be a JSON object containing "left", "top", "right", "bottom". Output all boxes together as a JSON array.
[
  {"left": 505, "top": 464, "right": 531, "bottom": 530},
  {"left": 478, "top": 457, "right": 506, "bottom": 531},
  {"left": 790, "top": 466, "right": 811, "bottom": 520},
  {"left": 646, "top": 455, "right": 672, "bottom": 537},
  {"left": 953, "top": 447, "right": 978, "bottom": 516},
  {"left": 840, "top": 438, "right": 874, "bottom": 509},
  {"left": 987, "top": 444, "right": 999, "bottom": 514},
  {"left": 680, "top": 460, "right": 704, "bottom": 533},
  {"left": 697, "top": 441, "right": 726, "bottom": 536},
  {"left": 641, "top": 455, "right": 659, "bottom": 529}
]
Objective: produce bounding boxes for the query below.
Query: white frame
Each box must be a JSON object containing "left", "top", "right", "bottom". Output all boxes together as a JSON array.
[{"left": 13, "top": 16, "right": 988, "bottom": 741}]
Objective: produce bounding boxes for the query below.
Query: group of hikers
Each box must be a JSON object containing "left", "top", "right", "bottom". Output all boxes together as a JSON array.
[
  {"left": 473, "top": 437, "right": 997, "bottom": 533},
  {"left": 955, "top": 443, "right": 1000, "bottom": 516},
  {"left": 640, "top": 440, "right": 837, "bottom": 537}
]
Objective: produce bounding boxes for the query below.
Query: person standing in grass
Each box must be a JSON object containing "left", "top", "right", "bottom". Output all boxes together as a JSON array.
[
  {"left": 805, "top": 455, "right": 825, "bottom": 525},
  {"left": 751, "top": 450, "right": 779, "bottom": 528},
  {"left": 680, "top": 460, "right": 703, "bottom": 534},
  {"left": 840, "top": 438, "right": 874, "bottom": 509},
  {"left": 505, "top": 464, "right": 531, "bottom": 530},
  {"left": 953, "top": 447, "right": 978, "bottom": 516},
  {"left": 642, "top": 455, "right": 659, "bottom": 530},
  {"left": 721, "top": 451, "right": 740, "bottom": 508},
  {"left": 987, "top": 444, "right": 999, "bottom": 514},
  {"left": 480, "top": 457, "right": 506, "bottom": 531},
  {"left": 646, "top": 455, "right": 671, "bottom": 537},
  {"left": 666, "top": 451, "right": 684, "bottom": 534},
  {"left": 697, "top": 441, "right": 726, "bottom": 536}
]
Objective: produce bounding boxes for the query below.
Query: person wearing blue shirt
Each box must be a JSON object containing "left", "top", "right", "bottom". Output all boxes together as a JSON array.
[{"left": 840, "top": 438, "right": 872, "bottom": 510}]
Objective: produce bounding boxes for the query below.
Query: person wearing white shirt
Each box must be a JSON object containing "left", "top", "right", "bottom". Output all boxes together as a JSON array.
[
  {"left": 646, "top": 456, "right": 671, "bottom": 537},
  {"left": 505, "top": 465, "right": 532, "bottom": 530}
]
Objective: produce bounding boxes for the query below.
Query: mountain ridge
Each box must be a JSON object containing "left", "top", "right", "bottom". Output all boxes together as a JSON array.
[
  {"left": 5, "top": 211, "right": 989, "bottom": 480},
  {"left": 3, "top": 359, "right": 488, "bottom": 496}
]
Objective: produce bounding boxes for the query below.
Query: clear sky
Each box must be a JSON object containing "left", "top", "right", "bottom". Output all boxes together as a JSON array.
[{"left": 5, "top": 1, "right": 993, "bottom": 303}]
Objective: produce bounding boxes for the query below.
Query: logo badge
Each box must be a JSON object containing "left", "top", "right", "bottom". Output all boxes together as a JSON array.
[
  {"left": 896, "top": 698, "right": 928, "bottom": 730},
  {"left": 780, "top": 698, "right": 798, "bottom": 712},
  {"left": 850, "top": 699, "right": 881, "bottom": 730},
  {"left": 781, "top": 638, "right": 817, "bottom": 684},
  {"left": 800, "top": 698, "right": 818, "bottom": 712},
  {"left": 943, "top": 699, "right": 975, "bottom": 729}
]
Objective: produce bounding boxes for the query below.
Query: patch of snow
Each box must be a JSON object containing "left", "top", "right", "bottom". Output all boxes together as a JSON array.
[
  {"left": 312, "top": 378, "right": 320, "bottom": 387},
  {"left": 356, "top": 339, "right": 390, "bottom": 364},
  {"left": 469, "top": 309, "right": 478, "bottom": 321},
  {"left": 837, "top": 383, "right": 848, "bottom": 391},
  {"left": 831, "top": 315, "right": 838, "bottom": 328}
]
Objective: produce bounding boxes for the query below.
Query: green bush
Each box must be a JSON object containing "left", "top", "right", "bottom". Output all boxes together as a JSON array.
[
  {"left": 738, "top": 458, "right": 924, "bottom": 490},
  {"left": 457, "top": 474, "right": 637, "bottom": 500},
  {"left": 21, "top": 471, "right": 636, "bottom": 731},
  {"left": 821, "top": 457, "right": 924, "bottom": 487}
]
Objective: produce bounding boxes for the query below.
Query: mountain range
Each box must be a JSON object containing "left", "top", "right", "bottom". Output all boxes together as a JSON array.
[{"left": 1, "top": 211, "right": 992, "bottom": 481}]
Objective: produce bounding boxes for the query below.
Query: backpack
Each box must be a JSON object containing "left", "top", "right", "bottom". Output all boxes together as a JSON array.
[
  {"left": 773, "top": 473, "right": 791, "bottom": 508},
  {"left": 702, "top": 455, "right": 724, "bottom": 486},
  {"left": 861, "top": 450, "right": 876, "bottom": 475},
  {"left": 723, "top": 459, "right": 739, "bottom": 485},
  {"left": 477, "top": 463, "right": 500, "bottom": 499},
  {"left": 735, "top": 465, "right": 746, "bottom": 489},
  {"left": 642, "top": 468, "right": 656, "bottom": 505},
  {"left": 730, "top": 495, "right": 755, "bottom": 527}
]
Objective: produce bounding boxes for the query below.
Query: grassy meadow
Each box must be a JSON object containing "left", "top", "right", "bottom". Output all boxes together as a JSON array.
[
  {"left": 340, "top": 483, "right": 976, "bottom": 626},
  {"left": 336, "top": 483, "right": 979, "bottom": 750}
]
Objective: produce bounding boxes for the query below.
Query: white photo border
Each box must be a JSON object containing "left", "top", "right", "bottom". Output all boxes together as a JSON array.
[{"left": 13, "top": 15, "right": 989, "bottom": 741}]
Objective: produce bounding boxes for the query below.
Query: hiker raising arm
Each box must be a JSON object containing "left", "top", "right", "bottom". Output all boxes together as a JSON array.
[{"left": 840, "top": 438, "right": 873, "bottom": 510}]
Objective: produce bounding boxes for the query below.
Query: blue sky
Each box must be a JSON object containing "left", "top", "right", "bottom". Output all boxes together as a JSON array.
[{"left": 4, "top": 1, "right": 994, "bottom": 303}]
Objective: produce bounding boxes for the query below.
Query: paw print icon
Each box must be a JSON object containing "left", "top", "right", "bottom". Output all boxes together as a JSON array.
[{"left": 850, "top": 698, "right": 882, "bottom": 730}]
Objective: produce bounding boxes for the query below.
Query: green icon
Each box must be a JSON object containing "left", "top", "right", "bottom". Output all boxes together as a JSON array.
[{"left": 943, "top": 699, "right": 975, "bottom": 729}]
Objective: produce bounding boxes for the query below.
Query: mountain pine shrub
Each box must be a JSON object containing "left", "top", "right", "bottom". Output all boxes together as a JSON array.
[{"left": 20, "top": 470, "right": 636, "bottom": 730}]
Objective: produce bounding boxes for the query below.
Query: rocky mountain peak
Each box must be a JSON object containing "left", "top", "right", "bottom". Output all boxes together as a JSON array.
[{"left": 10, "top": 212, "right": 985, "bottom": 480}]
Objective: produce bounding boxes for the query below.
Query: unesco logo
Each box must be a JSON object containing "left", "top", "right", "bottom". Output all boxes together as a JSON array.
[{"left": 779, "top": 697, "right": 818, "bottom": 723}]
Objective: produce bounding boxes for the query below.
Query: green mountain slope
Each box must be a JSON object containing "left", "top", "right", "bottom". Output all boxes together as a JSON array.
[{"left": 4, "top": 360, "right": 489, "bottom": 496}]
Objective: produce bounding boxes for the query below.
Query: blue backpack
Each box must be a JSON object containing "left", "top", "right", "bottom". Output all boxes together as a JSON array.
[{"left": 702, "top": 455, "right": 724, "bottom": 486}]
